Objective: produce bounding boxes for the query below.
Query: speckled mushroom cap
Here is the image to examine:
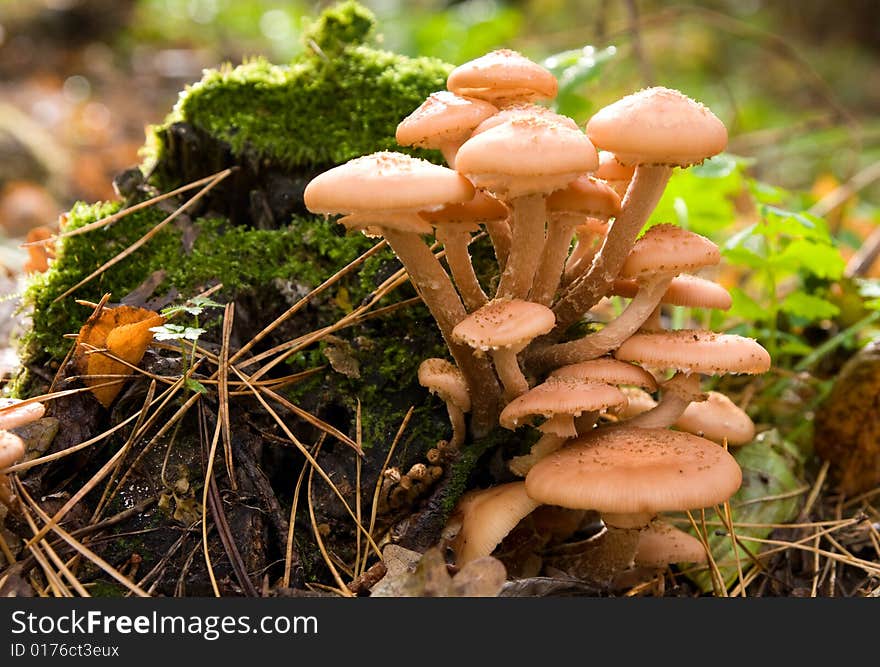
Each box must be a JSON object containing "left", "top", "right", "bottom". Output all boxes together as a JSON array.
[
  {"left": 396, "top": 91, "right": 498, "bottom": 150},
  {"left": 615, "top": 330, "right": 771, "bottom": 375},
  {"left": 471, "top": 102, "right": 579, "bottom": 136},
  {"left": 546, "top": 176, "right": 622, "bottom": 220},
  {"left": 449, "top": 481, "right": 541, "bottom": 565},
  {"left": 454, "top": 117, "right": 599, "bottom": 197},
  {"left": 0, "top": 430, "right": 26, "bottom": 469},
  {"left": 451, "top": 298, "right": 555, "bottom": 352},
  {"left": 524, "top": 427, "right": 743, "bottom": 512},
  {"left": 619, "top": 224, "right": 720, "bottom": 282},
  {"left": 304, "top": 151, "right": 475, "bottom": 217},
  {"left": 499, "top": 377, "right": 627, "bottom": 431},
  {"left": 447, "top": 49, "right": 558, "bottom": 104},
  {"left": 549, "top": 358, "right": 658, "bottom": 392},
  {"left": 634, "top": 519, "right": 708, "bottom": 567},
  {"left": 585, "top": 87, "right": 728, "bottom": 167},
  {"left": 419, "top": 190, "right": 508, "bottom": 232},
  {"left": 418, "top": 358, "right": 472, "bottom": 413},
  {"left": 674, "top": 391, "right": 755, "bottom": 445},
  {"left": 612, "top": 275, "right": 732, "bottom": 310},
  {"left": 0, "top": 398, "right": 46, "bottom": 430}
]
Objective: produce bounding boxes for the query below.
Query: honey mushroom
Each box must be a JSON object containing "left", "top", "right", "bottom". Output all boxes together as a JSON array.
[
  {"left": 304, "top": 151, "right": 502, "bottom": 433},
  {"left": 613, "top": 330, "right": 771, "bottom": 429},
  {"left": 610, "top": 273, "right": 732, "bottom": 331},
  {"left": 553, "top": 87, "right": 728, "bottom": 335},
  {"left": 417, "top": 358, "right": 471, "bottom": 450}
]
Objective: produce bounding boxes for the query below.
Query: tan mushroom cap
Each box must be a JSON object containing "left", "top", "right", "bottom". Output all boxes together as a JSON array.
[
  {"left": 546, "top": 176, "right": 622, "bottom": 220},
  {"left": 635, "top": 520, "right": 708, "bottom": 567},
  {"left": 585, "top": 87, "right": 728, "bottom": 167},
  {"left": 418, "top": 358, "right": 471, "bottom": 413},
  {"left": 0, "top": 398, "right": 46, "bottom": 430},
  {"left": 395, "top": 91, "right": 497, "bottom": 149},
  {"left": 620, "top": 224, "right": 720, "bottom": 281},
  {"left": 618, "top": 387, "right": 658, "bottom": 420},
  {"left": 447, "top": 49, "right": 558, "bottom": 104},
  {"left": 596, "top": 150, "right": 635, "bottom": 182},
  {"left": 524, "top": 427, "right": 743, "bottom": 513},
  {"left": 419, "top": 190, "right": 508, "bottom": 231},
  {"left": 452, "top": 298, "right": 555, "bottom": 352},
  {"left": 615, "top": 330, "right": 771, "bottom": 376},
  {"left": 550, "top": 358, "right": 658, "bottom": 392},
  {"left": 304, "top": 151, "right": 475, "bottom": 216},
  {"left": 0, "top": 430, "right": 26, "bottom": 469},
  {"left": 612, "top": 274, "right": 731, "bottom": 310},
  {"left": 454, "top": 117, "right": 599, "bottom": 197},
  {"left": 449, "top": 481, "right": 541, "bottom": 565},
  {"left": 674, "top": 391, "right": 755, "bottom": 445},
  {"left": 499, "top": 377, "right": 626, "bottom": 432},
  {"left": 471, "top": 102, "right": 579, "bottom": 136}
]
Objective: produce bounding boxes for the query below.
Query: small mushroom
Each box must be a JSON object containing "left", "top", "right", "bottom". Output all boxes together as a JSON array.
[
  {"left": 634, "top": 519, "right": 709, "bottom": 568},
  {"left": 613, "top": 330, "right": 770, "bottom": 428},
  {"left": 673, "top": 391, "right": 755, "bottom": 446},
  {"left": 0, "top": 398, "right": 46, "bottom": 430},
  {"left": 451, "top": 298, "right": 555, "bottom": 401},
  {"left": 446, "top": 49, "right": 558, "bottom": 107},
  {"left": 611, "top": 273, "right": 732, "bottom": 331},
  {"left": 446, "top": 481, "right": 541, "bottom": 566},
  {"left": 0, "top": 430, "right": 25, "bottom": 508},
  {"left": 500, "top": 376, "right": 626, "bottom": 475},
  {"left": 396, "top": 91, "right": 497, "bottom": 167},
  {"left": 418, "top": 358, "right": 472, "bottom": 449}
]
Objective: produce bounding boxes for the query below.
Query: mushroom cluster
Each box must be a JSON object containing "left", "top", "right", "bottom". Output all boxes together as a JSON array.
[{"left": 303, "top": 49, "right": 771, "bottom": 581}]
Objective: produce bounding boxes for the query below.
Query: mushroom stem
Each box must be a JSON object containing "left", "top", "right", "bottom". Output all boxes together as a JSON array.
[
  {"left": 562, "top": 223, "right": 603, "bottom": 287},
  {"left": 552, "top": 165, "right": 672, "bottom": 334},
  {"left": 382, "top": 227, "right": 500, "bottom": 433},
  {"left": 530, "top": 274, "right": 674, "bottom": 371},
  {"left": 529, "top": 212, "right": 582, "bottom": 306},
  {"left": 492, "top": 347, "right": 529, "bottom": 402},
  {"left": 0, "top": 475, "right": 14, "bottom": 508},
  {"left": 440, "top": 141, "right": 463, "bottom": 169},
  {"left": 495, "top": 193, "right": 546, "bottom": 299},
  {"left": 508, "top": 432, "right": 567, "bottom": 477},
  {"left": 485, "top": 217, "right": 512, "bottom": 270},
  {"left": 642, "top": 305, "right": 663, "bottom": 331},
  {"left": 625, "top": 372, "right": 702, "bottom": 429},
  {"left": 446, "top": 402, "right": 466, "bottom": 450},
  {"left": 436, "top": 227, "right": 488, "bottom": 311}
]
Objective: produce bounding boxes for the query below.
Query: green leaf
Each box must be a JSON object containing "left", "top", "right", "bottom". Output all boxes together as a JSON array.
[
  {"left": 649, "top": 152, "right": 744, "bottom": 236},
  {"left": 728, "top": 287, "right": 766, "bottom": 322},
  {"left": 543, "top": 45, "right": 616, "bottom": 120},
  {"left": 685, "top": 430, "right": 805, "bottom": 593},
  {"left": 778, "top": 292, "right": 839, "bottom": 321},
  {"left": 775, "top": 240, "right": 845, "bottom": 280}
]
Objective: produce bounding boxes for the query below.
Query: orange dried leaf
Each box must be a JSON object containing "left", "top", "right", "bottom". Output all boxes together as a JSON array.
[{"left": 74, "top": 305, "right": 165, "bottom": 407}]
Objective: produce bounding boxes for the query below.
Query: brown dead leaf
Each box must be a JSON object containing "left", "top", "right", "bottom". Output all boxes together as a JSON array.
[
  {"left": 22, "top": 226, "right": 55, "bottom": 274},
  {"left": 74, "top": 304, "right": 165, "bottom": 407}
]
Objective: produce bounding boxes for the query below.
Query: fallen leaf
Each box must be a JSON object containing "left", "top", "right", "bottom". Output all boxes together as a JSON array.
[{"left": 74, "top": 304, "right": 165, "bottom": 407}]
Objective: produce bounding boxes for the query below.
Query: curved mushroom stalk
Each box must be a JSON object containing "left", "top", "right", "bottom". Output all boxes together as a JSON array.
[
  {"left": 484, "top": 216, "right": 512, "bottom": 270},
  {"left": 552, "top": 164, "right": 672, "bottom": 332},
  {"left": 491, "top": 347, "right": 529, "bottom": 402},
  {"left": 531, "top": 274, "right": 674, "bottom": 371},
  {"left": 624, "top": 372, "right": 704, "bottom": 429},
  {"left": 495, "top": 192, "right": 547, "bottom": 299},
  {"left": 562, "top": 221, "right": 608, "bottom": 287},
  {"left": 529, "top": 212, "right": 584, "bottom": 306},
  {"left": 435, "top": 226, "right": 488, "bottom": 312}
]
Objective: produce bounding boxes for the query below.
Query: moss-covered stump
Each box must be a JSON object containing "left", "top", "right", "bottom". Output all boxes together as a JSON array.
[{"left": 8, "top": 1, "right": 521, "bottom": 595}]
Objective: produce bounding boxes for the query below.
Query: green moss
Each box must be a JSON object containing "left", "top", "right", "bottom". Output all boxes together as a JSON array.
[
  {"left": 17, "top": 200, "right": 380, "bottom": 388},
  {"left": 149, "top": 1, "right": 450, "bottom": 172}
]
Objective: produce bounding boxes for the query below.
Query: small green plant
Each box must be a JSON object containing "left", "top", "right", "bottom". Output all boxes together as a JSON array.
[{"left": 150, "top": 296, "right": 225, "bottom": 393}]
